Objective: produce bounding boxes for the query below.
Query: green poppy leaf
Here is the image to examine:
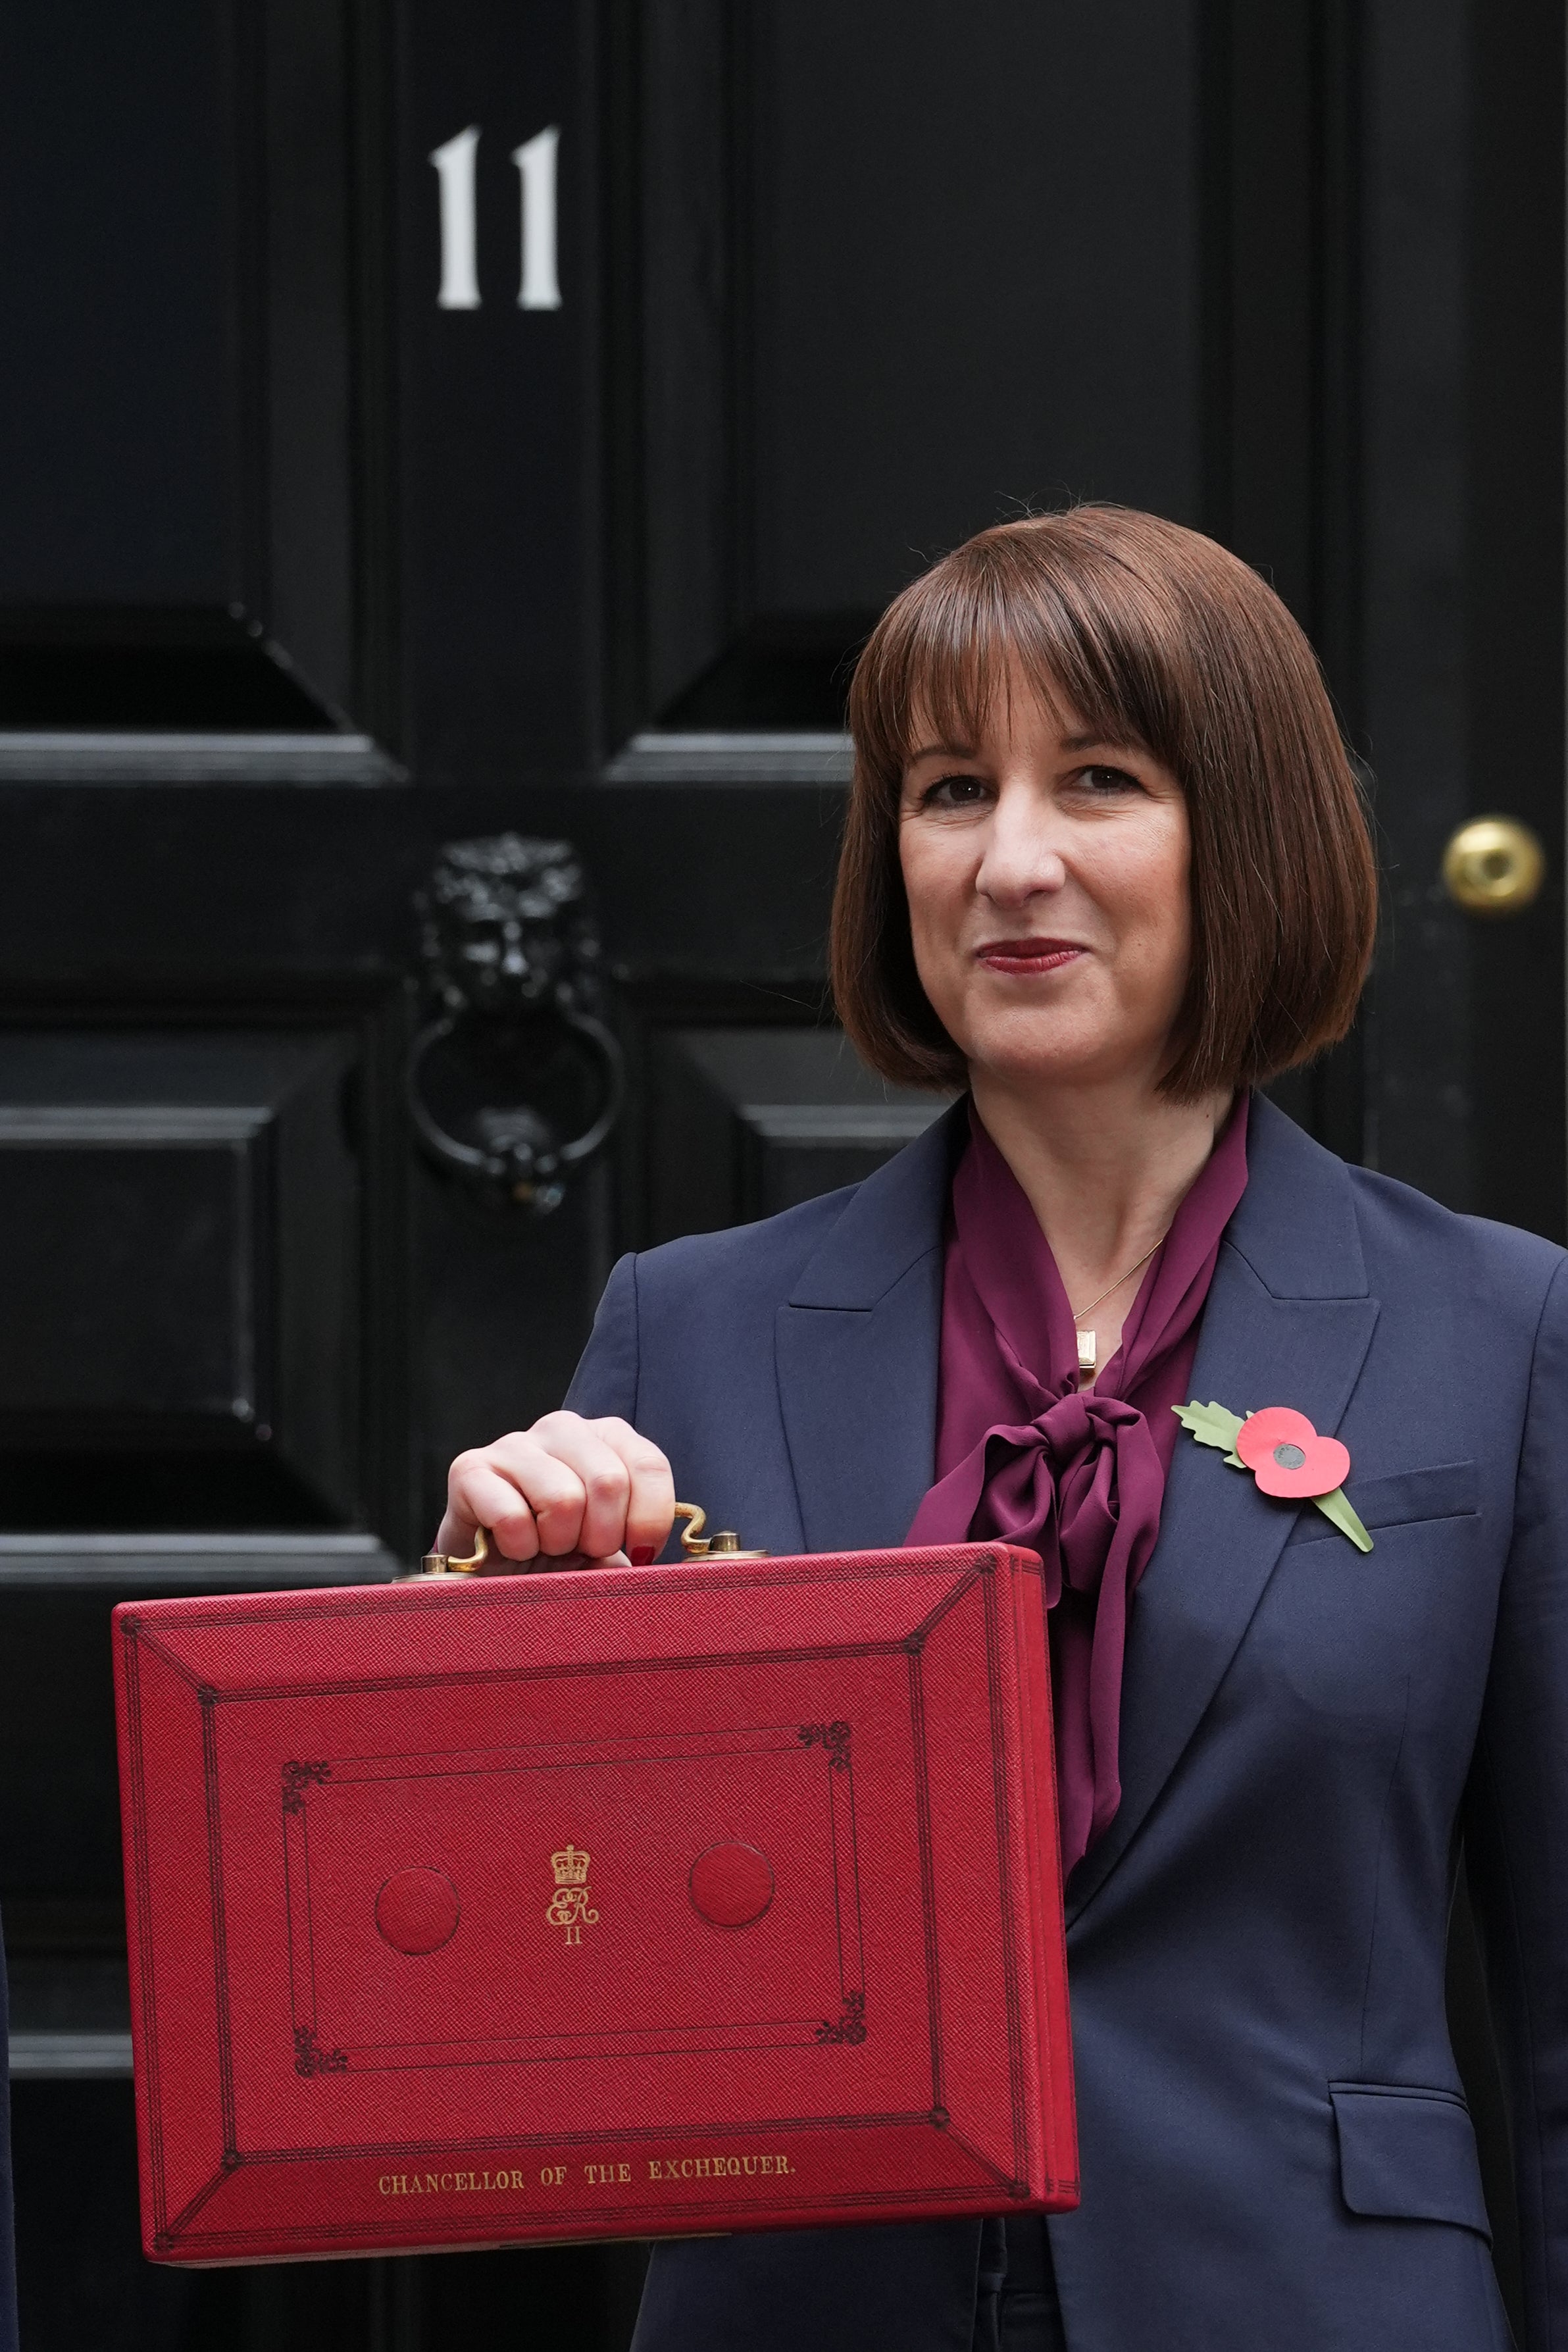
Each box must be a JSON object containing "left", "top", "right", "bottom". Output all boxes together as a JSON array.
[
  {"left": 1173, "top": 1399, "right": 1247, "bottom": 1453},
  {"left": 1311, "top": 1485, "right": 1373, "bottom": 1554}
]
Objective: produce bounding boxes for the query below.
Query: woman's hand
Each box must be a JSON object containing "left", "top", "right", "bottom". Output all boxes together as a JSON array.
[{"left": 437, "top": 1413, "right": 676, "bottom": 1571}]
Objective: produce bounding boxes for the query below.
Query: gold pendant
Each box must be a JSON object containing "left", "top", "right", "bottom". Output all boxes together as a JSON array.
[{"left": 1076, "top": 1329, "right": 1096, "bottom": 1374}]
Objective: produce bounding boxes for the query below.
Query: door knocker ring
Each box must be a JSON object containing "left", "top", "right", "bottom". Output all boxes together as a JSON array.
[{"left": 407, "top": 832, "right": 625, "bottom": 1214}]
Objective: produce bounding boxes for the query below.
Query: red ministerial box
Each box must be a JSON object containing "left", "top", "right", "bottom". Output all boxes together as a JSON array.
[{"left": 113, "top": 1542, "right": 1078, "bottom": 2264}]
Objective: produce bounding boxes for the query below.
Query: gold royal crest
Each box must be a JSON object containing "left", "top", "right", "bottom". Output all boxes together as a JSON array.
[{"left": 545, "top": 1845, "right": 599, "bottom": 1945}]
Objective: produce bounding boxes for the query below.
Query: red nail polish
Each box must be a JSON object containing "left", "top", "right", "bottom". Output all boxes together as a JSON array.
[{"left": 629, "top": 1545, "right": 656, "bottom": 1567}]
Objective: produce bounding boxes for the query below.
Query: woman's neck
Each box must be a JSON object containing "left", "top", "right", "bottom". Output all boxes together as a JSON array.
[{"left": 969, "top": 1068, "right": 1235, "bottom": 1317}]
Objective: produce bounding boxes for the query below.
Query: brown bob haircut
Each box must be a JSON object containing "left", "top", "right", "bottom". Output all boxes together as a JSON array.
[{"left": 832, "top": 506, "right": 1377, "bottom": 1101}]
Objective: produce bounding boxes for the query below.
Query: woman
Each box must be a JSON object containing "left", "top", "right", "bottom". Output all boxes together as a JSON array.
[{"left": 440, "top": 509, "right": 1562, "bottom": 2352}]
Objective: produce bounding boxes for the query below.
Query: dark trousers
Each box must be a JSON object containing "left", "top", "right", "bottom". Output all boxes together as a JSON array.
[{"left": 974, "top": 2218, "right": 1067, "bottom": 2352}]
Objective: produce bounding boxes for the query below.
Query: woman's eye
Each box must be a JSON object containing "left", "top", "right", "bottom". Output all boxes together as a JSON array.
[
  {"left": 919, "top": 772, "right": 990, "bottom": 809},
  {"left": 1075, "top": 763, "right": 1142, "bottom": 796}
]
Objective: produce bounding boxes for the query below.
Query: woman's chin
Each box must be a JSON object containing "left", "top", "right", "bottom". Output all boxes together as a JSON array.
[{"left": 957, "top": 1020, "right": 1167, "bottom": 1098}]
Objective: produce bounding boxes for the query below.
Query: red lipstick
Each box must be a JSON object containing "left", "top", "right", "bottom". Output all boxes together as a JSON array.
[{"left": 976, "top": 937, "right": 1086, "bottom": 976}]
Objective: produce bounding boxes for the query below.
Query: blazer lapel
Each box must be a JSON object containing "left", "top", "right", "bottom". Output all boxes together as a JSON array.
[
  {"left": 774, "top": 1103, "right": 959, "bottom": 1552},
  {"left": 1065, "top": 1098, "right": 1380, "bottom": 1924}
]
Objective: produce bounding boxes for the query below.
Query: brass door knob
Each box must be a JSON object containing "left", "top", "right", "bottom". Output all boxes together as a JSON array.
[{"left": 1442, "top": 817, "right": 1546, "bottom": 915}]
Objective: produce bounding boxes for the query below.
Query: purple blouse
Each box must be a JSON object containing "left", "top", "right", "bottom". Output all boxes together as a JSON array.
[{"left": 905, "top": 1096, "right": 1251, "bottom": 1873}]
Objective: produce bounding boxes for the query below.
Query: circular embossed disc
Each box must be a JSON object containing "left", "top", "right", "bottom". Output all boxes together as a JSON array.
[
  {"left": 375, "top": 1867, "right": 460, "bottom": 1955},
  {"left": 689, "top": 1842, "right": 774, "bottom": 1929}
]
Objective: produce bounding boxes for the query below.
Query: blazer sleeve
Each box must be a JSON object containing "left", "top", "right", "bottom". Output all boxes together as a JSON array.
[
  {"left": 1463, "top": 1254, "right": 1568, "bottom": 2349},
  {"left": 562, "top": 1252, "right": 640, "bottom": 1423}
]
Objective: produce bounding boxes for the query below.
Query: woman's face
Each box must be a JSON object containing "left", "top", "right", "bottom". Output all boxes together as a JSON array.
[{"left": 898, "top": 671, "right": 1193, "bottom": 1096}]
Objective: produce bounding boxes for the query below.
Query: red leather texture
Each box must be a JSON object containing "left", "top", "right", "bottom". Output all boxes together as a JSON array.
[{"left": 113, "top": 1543, "right": 1078, "bottom": 2264}]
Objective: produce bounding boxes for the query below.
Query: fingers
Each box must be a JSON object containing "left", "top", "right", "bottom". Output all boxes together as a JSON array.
[
  {"left": 572, "top": 1418, "right": 676, "bottom": 1563},
  {"left": 438, "top": 1416, "right": 676, "bottom": 1570},
  {"left": 525, "top": 1415, "right": 675, "bottom": 1560},
  {"left": 440, "top": 1450, "right": 549, "bottom": 1565}
]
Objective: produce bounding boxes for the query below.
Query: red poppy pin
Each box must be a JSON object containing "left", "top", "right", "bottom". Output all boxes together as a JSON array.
[{"left": 1174, "top": 1400, "right": 1372, "bottom": 1552}]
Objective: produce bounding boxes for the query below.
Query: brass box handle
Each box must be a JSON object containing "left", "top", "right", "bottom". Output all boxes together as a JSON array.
[
  {"left": 671, "top": 1502, "right": 769, "bottom": 1560},
  {"left": 414, "top": 1504, "right": 767, "bottom": 1578},
  {"left": 418, "top": 1529, "right": 492, "bottom": 1576}
]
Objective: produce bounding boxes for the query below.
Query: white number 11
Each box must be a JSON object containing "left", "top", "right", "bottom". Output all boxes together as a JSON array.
[{"left": 429, "top": 123, "right": 561, "bottom": 311}]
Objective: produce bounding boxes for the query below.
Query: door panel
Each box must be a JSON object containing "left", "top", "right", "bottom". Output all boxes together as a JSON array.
[
  {"left": 0, "top": 3, "right": 1559, "bottom": 2348},
  {"left": 0, "top": 1032, "right": 363, "bottom": 1525},
  {"left": 0, "top": 0, "right": 397, "bottom": 763},
  {"left": 647, "top": 1029, "right": 944, "bottom": 1238},
  {"left": 619, "top": 0, "right": 1205, "bottom": 740}
]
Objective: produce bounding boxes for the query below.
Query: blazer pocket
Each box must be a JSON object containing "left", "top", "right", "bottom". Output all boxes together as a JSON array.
[
  {"left": 1330, "top": 2082, "right": 1491, "bottom": 2239},
  {"left": 1288, "top": 1460, "right": 1477, "bottom": 1547}
]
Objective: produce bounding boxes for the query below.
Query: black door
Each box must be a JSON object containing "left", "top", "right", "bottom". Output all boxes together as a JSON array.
[{"left": 1, "top": 4, "right": 1559, "bottom": 2347}]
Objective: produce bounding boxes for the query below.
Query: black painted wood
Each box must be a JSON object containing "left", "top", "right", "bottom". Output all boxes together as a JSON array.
[
  {"left": 0, "top": 2, "right": 1559, "bottom": 2346},
  {"left": 0, "top": 0, "right": 397, "bottom": 759},
  {"left": 646, "top": 1029, "right": 943, "bottom": 1238},
  {"left": 623, "top": 0, "right": 1207, "bottom": 733},
  {"left": 0, "top": 1030, "right": 365, "bottom": 1527}
]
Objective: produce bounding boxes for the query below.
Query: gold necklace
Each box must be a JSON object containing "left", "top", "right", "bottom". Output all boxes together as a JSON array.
[{"left": 1070, "top": 1234, "right": 1169, "bottom": 1375}]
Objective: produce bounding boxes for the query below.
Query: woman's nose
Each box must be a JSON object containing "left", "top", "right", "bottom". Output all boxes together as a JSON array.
[{"left": 975, "top": 796, "right": 1069, "bottom": 906}]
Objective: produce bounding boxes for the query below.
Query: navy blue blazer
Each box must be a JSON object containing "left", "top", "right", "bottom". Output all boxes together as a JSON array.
[{"left": 565, "top": 1095, "right": 1567, "bottom": 2352}]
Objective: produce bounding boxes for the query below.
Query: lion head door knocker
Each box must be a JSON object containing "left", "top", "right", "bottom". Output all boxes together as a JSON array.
[{"left": 407, "top": 834, "right": 624, "bottom": 1214}]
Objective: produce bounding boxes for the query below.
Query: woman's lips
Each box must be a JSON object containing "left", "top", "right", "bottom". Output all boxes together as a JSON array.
[{"left": 975, "top": 938, "right": 1087, "bottom": 975}]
